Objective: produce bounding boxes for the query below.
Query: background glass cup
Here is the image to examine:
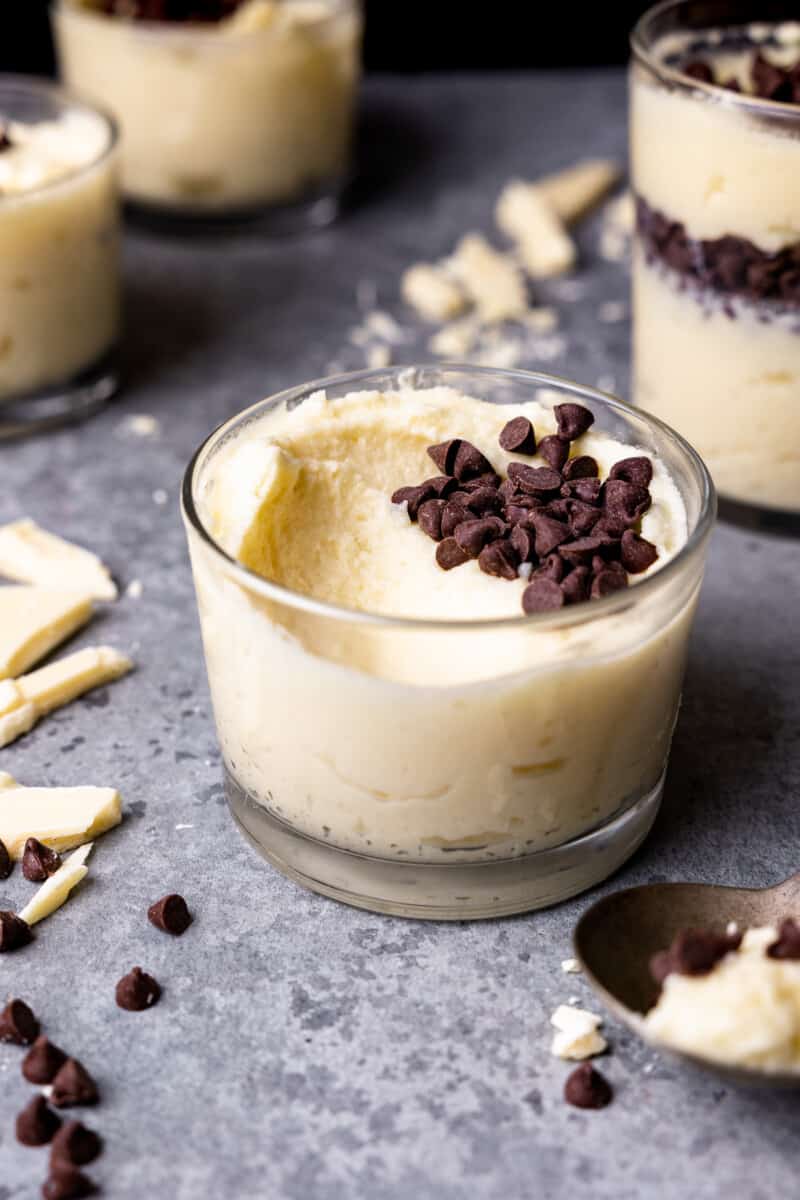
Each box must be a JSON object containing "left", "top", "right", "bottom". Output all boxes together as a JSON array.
[
  {"left": 631, "top": 0, "right": 800, "bottom": 531},
  {"left": 182, "top": 365, "right": 715, "bottom": 920},
  {"left": 53, "top": 0, "right": 363, "bottom": 229},
  {"left": 0, "top": 77, "right": 120, "bottom": 439}
]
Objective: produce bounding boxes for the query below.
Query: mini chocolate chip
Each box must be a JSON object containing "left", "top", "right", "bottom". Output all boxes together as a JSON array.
[
  {"left": 554, "top": 402, "right": 594, "bottom": 440},
  {"left": 0, "top": 998, "right": 40, "bottom": 1044},
  {"left": 460, "top": 472, "right": 502, "bottom": 492},
  {"left": 427, "top": 439, "right": 459, "bottom": 475},
  {"left": 435, "top": 538, "right": 470, "bottom": 571},
  {"left": 478, "top": 539, "right": 520, "bottom": 580},
  {"left": 497, "top": 478, "right": 518, "bottom": 503},
  {"left": 562, "top": 566, "right": 591, "bottom": 605},
  {"left": 42, "top": 1165, "right": 96, "bottom": 1199},
  {"left": 417, "top": 499, "right": 446, "bottom": 541},
  {"left": 507, "top": 463, "right": 562, "bottom": 496},
  {"left": 505, "top": 503, "right": 539, "bottom": 527},
  {"left": 440, "top": 500, "right": 471, "bottom": 538},
  {"left": 620, "top": 529, "right": 658, "bottom": 574},
  {"left": 50, "top": 1059, "right": 99, "bottom": 1108},
  {"left": 766, "top": 918, "right": 800, "bottom": 961},
  {"left": 498, "top": 416, "right": 537, "bottom": 455},
  {"left": 391, "top": 483, "right": 434, "bottom": 521},
  {"left": 148, "top": 892, "right": 192, "bottom": 937},
  {"left": 683, "top": 58, "right": 714, "bottom": 83},
  {"left": 535, "top": 553, "right": 566, "bottom": 583},
  {"left": 509, "top": 525, "right": 536, "bottom": 563},
  {"left": 522, "top": 577, "right": 565, "bottom": 614},
  {"left": 562, "top": 455, "right": 598, "bottom": 481},
  {"left": 453, "top": 440, "right": 495, "bottom": 482},
  {"left": 559, "top": 534, "right": 618, "bottom": 566},
  {"left": 454, "top": 516, "right": 506, "bottom": 558},
  {"left": 609, "top": 456, "right": 653, "bottom": 488},
  {"left": 531, "top": 515, "right": 571, "bottom": 558},
  {"left": 542, "top": 498, "right": 572, "bottom": 522},
  {"left": 593, "top": 515, "right": 630, "bottom": 540},
  {"left": 561, "top": 477, "right": 602, "bottom": 505},
  {"left": 0, "top": 911, "right": 32, "bottom": 952},
  {"left": 0, "top": 837, "right": 11, "bottom": 879},
  {"left": 603, "top": 478, "right": 651, "bottom": 523},
  {"left": 421, "top": 475, "right": 458, "bottom": 498},
  {"left": 116, "top": 966, "right": 161, "bottom": 1012},
  {"left": 23, "top": 1037, "right": 68, "bottom": 1085},
  {"left": 569, "top": 501, "right": 602, "bottom": 536},
  {"left": 50, "top": 1120, "right": 102, "bottom": 1168},
  {"left": 591, "top": 569, "right": 628, "bottom": 599},
  {"left": 22, "top": 838, "right": 62, "bottom": 883},
  {"left": 16, "top": 1095, "right": 62, "bottom": 1147},
  {"left": 465, "top": 486, "right": 502, "bottom": 516},
  {"left": 538, "top": 435, "right": 570, "bottom": 471},
  {"left": 649, "top": 928, "right": 742, "bottom": 984},
  {"left": 564, "top": 1063, "right": 613, "bottom": 1110}
]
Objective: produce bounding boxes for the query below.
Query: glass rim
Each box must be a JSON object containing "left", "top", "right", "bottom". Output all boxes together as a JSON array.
[
  {"left": 631, "top": 0, "right": 800, "bottom": 118},
  {"left": 181, "top": 363, "right": 717, "bottom": 634},
  {"left": 0, "top": 74, "right": 118, "bottom": 208},
  {"left": 55, "top": 0, "right": 360, "bottom": 39}
]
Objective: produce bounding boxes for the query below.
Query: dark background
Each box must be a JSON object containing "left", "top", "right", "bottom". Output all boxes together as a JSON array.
[{"left": 5, "top": 2, "right": 653, "bottom": 76}]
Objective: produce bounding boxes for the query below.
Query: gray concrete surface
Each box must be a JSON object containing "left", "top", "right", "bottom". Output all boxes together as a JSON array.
[{"left": 1, "top": 71, "right": 799, "bottom": 1199}]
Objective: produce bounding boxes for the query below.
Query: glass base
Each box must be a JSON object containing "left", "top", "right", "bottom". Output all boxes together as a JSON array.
[
  {"left": 0, "top": 349, "right": 119, "bottom": 440},
  {"left": 226, "top": 767, "right": 665, "bottom": 920},
  {"left": 125, "top": 183, "right": 343, "bottom": 238},
  {"left": 717, "top": 495, "right": 800, "bottom": 539}
]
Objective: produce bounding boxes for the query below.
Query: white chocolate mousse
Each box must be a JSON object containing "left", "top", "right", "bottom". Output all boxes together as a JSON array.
[
  {"left": 0, "top": 97, "right": 119, "bottom": 402},
  {"left": 53, "top": 0, "right": 362, "bottom": 214},
  {"left": 189, "top": 384, "right": 697, "bottom": 865}
]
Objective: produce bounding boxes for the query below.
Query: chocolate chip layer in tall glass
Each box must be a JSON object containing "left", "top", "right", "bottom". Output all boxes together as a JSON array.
[{"left": 631, "top": 2, "right": 800, "bottom": 520}]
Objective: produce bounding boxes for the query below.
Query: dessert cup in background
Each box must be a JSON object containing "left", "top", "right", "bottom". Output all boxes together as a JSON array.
[
  {"left": 52, "top": 0, "right": 363, "bottom": 229},
  {"left": 182, "top": 365, "right": 715, "bottom": 920},
  {"left": 0, "top": 78, "right": 120, "bottom": 439},
  {"left": 631, "top": 0, "right": 800, "bottom": 529}
]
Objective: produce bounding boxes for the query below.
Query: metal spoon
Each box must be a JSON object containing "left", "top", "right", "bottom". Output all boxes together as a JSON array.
[{"left": 573, "top": 871, "right": 800, "bottom": 1088}]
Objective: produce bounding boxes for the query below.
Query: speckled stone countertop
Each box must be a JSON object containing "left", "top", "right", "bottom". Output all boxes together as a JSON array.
[{"left": 2, "top": 71, "right": 799, "bottom": 1199}]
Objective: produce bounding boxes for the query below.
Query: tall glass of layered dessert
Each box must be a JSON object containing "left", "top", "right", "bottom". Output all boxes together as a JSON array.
[
  {"left": 53, "top": 0, "right": 362, "bottom": 228},
  {"left": 182, "top": 365, "right": 715, "bottom": 919},
  {"left": 631, "top": 1, "right": 800, "bottom": 526}
]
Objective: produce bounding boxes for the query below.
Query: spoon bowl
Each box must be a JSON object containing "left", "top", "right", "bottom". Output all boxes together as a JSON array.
[{"left": 574, "top": 872, "right": 800, "bottom": 1088}]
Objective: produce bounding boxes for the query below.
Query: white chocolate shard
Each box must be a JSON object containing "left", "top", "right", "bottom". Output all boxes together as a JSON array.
[
  {"left": 0, "top": 783, "right": 121, "bottom": 859},
  {"left": 401, "top": 263, "right": 468, "bottom": 323},
  {"left": 536, "top": 159, "right": 621, "bottom": 224},
  {"left": 448, "top": 233, "right": 529, "bottom": 323},
  {"left": 18, "top": 843, "right": 93, "bottom": 926},
  {"left": 0, "top": 646, "right": 133, "bottom": 748},
  {"left": 495, "top": 183, "right": 576, "bottom": 279},
  {"left": 550, "top": 1004, "right": 608, "bottom": 1060},
  {"left": 0, "top": 587, "right": 93, "bottom": 680},
  {"left": 561, "top": 957, "right": 582, "bottom": 974},
  {"left": 0, "top": 520, "right": 117, "bottom": 601}
]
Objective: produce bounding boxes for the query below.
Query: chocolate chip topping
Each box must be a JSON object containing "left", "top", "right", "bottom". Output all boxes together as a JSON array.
[
  {"left": 101, "top": 0, "right": 243, "bottom": 21},
  {"left": 521, "top": 577, "right": 565, "bottom": 614},
  {"left": 417, "top": 499, "right": 446, "bottom": 541},
  {"left": 554, "top": 402, "right": 594, "bottom": 440},
  {"left": 391, "top": 484, "right": 434, "bottom": 521},
  {"left": 435, "top": 538, "right": 470, "bottom": 571},
  {"left": 766, "top": 918, "right": 800, "bottom": 960},
  {"left": 649, "top": 928, "right": 743, "bottom": 985},
  {"left": 0, "top": 837, "right": 12, "bottom": 879},
  {"left": 454, "top": 516, "right": 507, "bottom": 558},
  {"left": 537, "top": 435, "right": 570, "bottom": 471},
  {"left": 50, "top": 1059, "right": 99, "bottom": 1108},
  {"left": 23, "top": 1036, "right": 68, "bottom": 1085},
  {"left": 16, "top": 1095, "right": 62, "bottom": 1147},
  {"left": 42, "top": 1165, "right": 96, "bottom": 1200},
  {"left": 562, "top": 477, "right": 602, "bottom": 505},
  {"left": 0, "top": 910, "right": 32, "bottom": 952},
  {"left": 509, "top": 524, "right": 536, "bottom": 564},
  {"left": 147, "top": 892, "right": 192, "bottom": 937},
  {"left": 684, "top": 59, "right": 714, "bottom": 83},
  {"left": 610, "top": 457, "right": 653, "bottom": 489},
  {"left": 507, "top": 462, "right": 562, "bottom": 496},
  {"left": 498, "top": 416, "right": 537, "bottom": 455},
  {"left": 603, "top": 479, "right": 651, "bottom": 524},
  {"left": 427, "top": 439, "right": 494, "bottom": 482},
  {"left": 562, "top": 455, "right": 598, "bottom": 482},
  {"left": 562, "top": 565, "right": 591, "bottom": 605},
  {"left": 115, "top": 966, "right": 161, "bottom": 1012},
  {"left": 50, "top": 1121, "right": 102, "bottom": 1168},
  {"left": 22, "top": 838, "right": 62, "bottom": 883},
  {"left": 478, "top": 539, "right": 519, "bottom": 580},
  {"left": 0, "top": 127, "right": 13, "bottom": 153},
  {"left": 0, "top": 997, "right": 40, "bottom": 1044},
  {"left": 564, "top": 1063, "right": 613, "bottom": 1110},
  {"left": 620, "top": 529, "right": 659, "bottom": 575}
]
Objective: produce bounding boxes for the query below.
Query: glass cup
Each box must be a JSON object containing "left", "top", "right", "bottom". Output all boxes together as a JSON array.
[
  {"left": 182, "top": 365, "right": 715, "bottom": 920},
  {"left": 52, "top": 0, "right": 363, "bottom": 229},
  {"left": 631, "top": 0, "right": 800, "bottom": 531},
  {"left": 0, "top": 77, "right": 120, "bottom": 439}
]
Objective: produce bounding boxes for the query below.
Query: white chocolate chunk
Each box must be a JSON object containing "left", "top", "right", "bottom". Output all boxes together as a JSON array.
[
  {"left": 0, "top": 783, "right": 121, "bottom": 858},
  {"left": 536, "top": 159, "right": 620, "bottom": 224},
  {"left": 0, "top": 587, "right": 93, "bottom": 680},
  {"left": 401, "top": 263, "right": 468, "bottom": 323},
  {"left": 18, "top": 843, "right": 93, "bottom": 926},
  {"left": 428, "top": 315, "right": 481, "bottom": 359},
  {"left": 448, "top": 233, "right": 529, "bottom": 323},
  {"left": 0, "top": 520, "right": 117, "bottom": 601},
  {"left": 495, "top": 183, "right": 576, "bottom": 279},
  {"left": 0, "top": 771, "right": 15, "bottom": 788},
  {"left": 0, "top": 646, "right": 133, "bottom": 748},
  {"left": 550, "top": 1004, "right": 608, "bottom": 1060},
  {"left": 561, "top": 957, "right": 582, "bottom": 974}
]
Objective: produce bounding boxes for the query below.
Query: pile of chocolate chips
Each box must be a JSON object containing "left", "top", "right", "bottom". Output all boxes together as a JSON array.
[
  {"left": 100, "top": 0, "right": 243, "bottom": 21},
  {"left": 391, "top": 402, "right": 659, "bottom": 615},
  {"left": 684, "top": 49, "right": 800, "bottom": 103},
  {"left": 650, "top": 918, "right": 800, "bottom": 986}
]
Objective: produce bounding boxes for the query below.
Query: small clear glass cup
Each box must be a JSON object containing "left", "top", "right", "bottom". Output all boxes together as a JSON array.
[
  {"left": 52, "top": 0, "right": 363, "bottom": 230},
  {"left": 182, "top": 365, "right": 715, "bottom": 920},
  {"left": 631, "top": 0, "right": 800, "bottom": 533},
  {"left": 0, "top": 77, "right": 120, "bottom": 439}
]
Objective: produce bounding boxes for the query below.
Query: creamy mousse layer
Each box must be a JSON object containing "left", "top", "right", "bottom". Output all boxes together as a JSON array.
[
  {"left": 188, "top": 385, "right": 698, "bottom": 863},
  {"left": 54, "top": 0, "right": 361, "bottom": 212},
  {"left": 0, "top": 104, "right": 119, "bottom": 400}
]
